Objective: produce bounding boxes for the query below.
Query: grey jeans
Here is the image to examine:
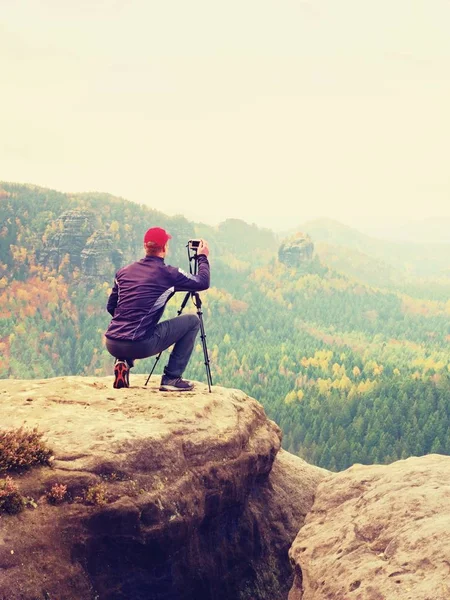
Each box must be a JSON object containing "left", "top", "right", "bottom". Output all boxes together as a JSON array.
[{"left": 105, "top": 313, "right": 200, "bottom": 378}]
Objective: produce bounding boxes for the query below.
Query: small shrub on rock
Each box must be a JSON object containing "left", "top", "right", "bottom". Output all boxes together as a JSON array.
[
  {"left": 46, "top": 483, "right": 68, "bottom": 505},
  {"left": 0, "top": 427, "right": 53, "bottom": 473},
  {"left": 85, "top": 484, "right": 108, "bottom": 506},
  {"left": 0, "top": 476, "right": 24, "bottom": 514}
]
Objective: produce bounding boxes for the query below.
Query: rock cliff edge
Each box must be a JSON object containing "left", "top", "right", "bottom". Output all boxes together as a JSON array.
[{"left": 0, "top": 377, "right": 325, "bottom": 600}]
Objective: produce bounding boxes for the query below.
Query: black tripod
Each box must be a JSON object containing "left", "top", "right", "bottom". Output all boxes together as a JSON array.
[{"left": 144, "top": 242, "right": 213, "bottom": 392}]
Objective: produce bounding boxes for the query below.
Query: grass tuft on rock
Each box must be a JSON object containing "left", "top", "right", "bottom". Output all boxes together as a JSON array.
[
  {"left": 85, "top": 483, "right": 108, "bottom": 506},
  {"left": 0, "top": 476, "right": 24, "bottom": 514},
  {"left": 0, "top": 427, "right": 53, "bottom": 473},
  {"left": 46, "top": 483, "right": 68, "bottom": 505}
]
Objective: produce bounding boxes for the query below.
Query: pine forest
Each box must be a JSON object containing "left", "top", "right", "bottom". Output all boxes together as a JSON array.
[{"left": 1, "top": 182, "right": 449, "bottom": 472}]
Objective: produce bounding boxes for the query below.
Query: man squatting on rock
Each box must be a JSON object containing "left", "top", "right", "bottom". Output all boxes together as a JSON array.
[{"left": 104, "top": 227, "right": 210, "bottom": 391}]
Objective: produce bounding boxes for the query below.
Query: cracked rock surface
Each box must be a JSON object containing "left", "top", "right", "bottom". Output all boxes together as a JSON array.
[{"left": 288, "top": 455, "right": 450, "bottom": 600}]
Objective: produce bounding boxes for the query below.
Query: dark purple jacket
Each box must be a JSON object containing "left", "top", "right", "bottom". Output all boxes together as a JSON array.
[{"left": 105, "top": 255, "right": 210, "bottom": 341}]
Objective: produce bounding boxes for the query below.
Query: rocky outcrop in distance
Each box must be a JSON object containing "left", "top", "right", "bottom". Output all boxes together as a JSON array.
[
  {"left": 0, "top": 377, "right": 326, "bottom": 600},
  {"left": 81, "top": 230, "right": 122, "bottom": 280},
  {"left": 39, "top": 209, "right": 120, "bottom": 278},
  {"left": 278, "top": 233, "right": 314, "bottom": 267},
  {"left": 40, "top": 209, "right": 95, "bottom": 270}
]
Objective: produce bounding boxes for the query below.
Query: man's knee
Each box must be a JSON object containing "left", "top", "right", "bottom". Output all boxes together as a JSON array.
[{"left": 183, "top": 313, "right": 200, "bottom": 330}]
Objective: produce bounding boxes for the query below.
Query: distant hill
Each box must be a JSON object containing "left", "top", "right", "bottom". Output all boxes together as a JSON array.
[
  {"left": 0, "top": 182, "right": 276, "bottom": 275},
  {"left": 313, "top": 241, "right": 404, "bottom": 289},
  {"left": 361, "top": 217, "right": 450, "bottom": 244},
  {"left": 298, "top": 218, "right": 450, "bottom": 276}
]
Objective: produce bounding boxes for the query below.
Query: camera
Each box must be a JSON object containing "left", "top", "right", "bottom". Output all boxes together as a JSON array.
[{"left": 188, "top": 239, "right": 201, "bottom": 250}]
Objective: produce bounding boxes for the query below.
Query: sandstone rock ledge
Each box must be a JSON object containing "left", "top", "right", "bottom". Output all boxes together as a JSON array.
[
  {"left": 288, "top": 455, "right": 450, "bottom": 600},
  {"left": 0, "top": 376, "right": 325, "bottom": 600}
]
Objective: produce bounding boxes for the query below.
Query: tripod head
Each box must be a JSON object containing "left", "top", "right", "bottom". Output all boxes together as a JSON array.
[
  {"left": 186, "top": 240, "right": 201, "bottom": 274},
  {"left": 188, "top": 239, "right": 201, "bottom": 252}
]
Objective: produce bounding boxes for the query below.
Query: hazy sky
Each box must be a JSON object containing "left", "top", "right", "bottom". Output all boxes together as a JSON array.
[{"left": 2, "top": 0, "right": 450, "bottom": 230}]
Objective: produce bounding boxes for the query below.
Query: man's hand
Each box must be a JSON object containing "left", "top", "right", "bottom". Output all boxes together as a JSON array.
[{"left": 198, "top": 239, "right": 209, "bottom": 258}]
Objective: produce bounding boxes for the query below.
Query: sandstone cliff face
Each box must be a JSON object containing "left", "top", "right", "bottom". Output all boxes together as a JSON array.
[
  {"left": 39, "top": 210, "right": 121, "bottom": 278},
  {"left": 0, "top": 377, "right": 325, "bottom": 600},
  {"left": 81, "top": 231, "right": 122, "bottom": 280},
  {"left": 278, "top": 233, "right": 314, "bottom": 267},
  {"left": 288, "top": 455, "right": 450, "bottom": 600},
  {"left": 40, "top": 209, "right": 95, "bottom": 270}
]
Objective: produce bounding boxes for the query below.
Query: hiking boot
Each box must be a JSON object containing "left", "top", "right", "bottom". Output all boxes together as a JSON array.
[
  {"left": 113, "top": 359, "right": 130, "bottom": 389},
  {"left": 159, "top": 375, "right": 194, "bottom": 392}
]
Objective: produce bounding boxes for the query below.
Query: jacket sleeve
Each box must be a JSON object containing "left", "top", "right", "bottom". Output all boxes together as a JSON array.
[
  {"left": 172, "top": 255, "right": 210, "bottom": 292},
  {"left": 107, "top": 277, "right": 119, "bottom": 316}
]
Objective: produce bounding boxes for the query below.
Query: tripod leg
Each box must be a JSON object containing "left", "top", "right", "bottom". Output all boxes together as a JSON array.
[
  {"left": 200, "top": 319, "right": 213, "bottom": 392},
  {"left": 194, "top": 295, "right": 213, "bottom": 393},
  {"left": 177, "top": 292, "right": 191, "bottom": 316},
  {"left": 145, "top": 352, "right": 162, "bottom": 386}
]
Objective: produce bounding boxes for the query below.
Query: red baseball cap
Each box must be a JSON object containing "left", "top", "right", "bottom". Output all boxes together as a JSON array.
[{"left": 143, "top": 227, "right": 172, "bottom": 246}]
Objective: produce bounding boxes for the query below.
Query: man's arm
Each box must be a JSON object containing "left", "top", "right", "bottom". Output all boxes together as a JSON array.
[
  {"left": 173, "top": 240, "right": 210, "bottom": 292},
  {"left": 173, "top": 255, "right": 210, "bottom": 292},
  {"left": 107, "top": 278, "right": 119, "bottom": 316}
]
